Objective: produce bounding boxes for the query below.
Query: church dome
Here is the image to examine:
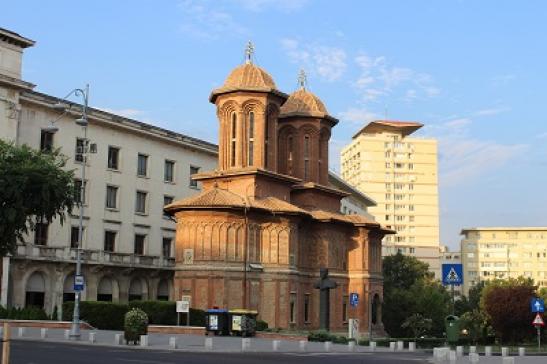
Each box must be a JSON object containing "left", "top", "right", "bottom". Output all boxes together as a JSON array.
[
  {"left": 279, "top": 88, "right": 329, "bottom": 117},
  {"left": 223, "top": 63, "right": 276, "bottom": 90}
]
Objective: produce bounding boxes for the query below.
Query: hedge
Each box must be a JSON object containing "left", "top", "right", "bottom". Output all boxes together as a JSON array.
[
  {"left": 0, "top": 306, "right": 49, "bottom": 321},
  {"left": 62, "top": 301, "right": 206, "bottom": 330},
  {"left": 308, "top": 330, "right": 350, "bottom": 344}
]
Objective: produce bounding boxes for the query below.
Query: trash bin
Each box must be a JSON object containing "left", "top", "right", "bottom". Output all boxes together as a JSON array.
[
  {"left": 205, "top": 309, "right": 229, "bottom": 336},
  {"left": 445, "top": 315, "right": 460, "bottom": 344},
  {"left": 228, "top": 309, "right": 258, "bottom": 337}
]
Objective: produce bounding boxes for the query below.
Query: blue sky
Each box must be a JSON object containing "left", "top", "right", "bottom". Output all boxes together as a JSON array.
[{"left": 3, "top": 0, "right": 547, "bottom": 249}]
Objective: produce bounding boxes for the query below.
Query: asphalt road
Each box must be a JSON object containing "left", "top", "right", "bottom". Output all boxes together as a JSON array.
[{"left": 10, "top": 340, "right": 429, "bottom": 364}]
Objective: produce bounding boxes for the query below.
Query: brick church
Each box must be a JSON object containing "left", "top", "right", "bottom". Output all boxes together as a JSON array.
[{"left": 165, "top": 45, "right": 392, "bottom": 334}]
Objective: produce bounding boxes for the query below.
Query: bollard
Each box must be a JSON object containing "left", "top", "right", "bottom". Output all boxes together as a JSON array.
[
  {"left": 40, "top": 328, "right": 47, "bottom": 339},
  {"left": 408, "top": 342, "right": 415, "bottom": 352},
  {"left": 204, "top": 337, "right": 213, "bottom": 351},
  {"left": 397, "top": 340, "right": 404, "bottom": 351},
  {"left": 469, "top": 352, "right": 479, "bottom": 364},
  {"left": 114, "top": 333, "right": 123, "bottom": 345},
  {"left": 502, "top": 358, "right": 515, "bottom": 364},
  {"left": 64, "top": 330, "right": 70, "bottom": 340},
  {"left": 169, "top": 337, "right": 177, "bottom": 349},
  {"left": 348, "top": 341, "right": 355, "bottom": 352},
  {"left": 140, "top": 335, "right": 148, "bottom": 347},
  {"left": 389, "top": 341, "right": 396, "bottom": 351},
  {"left": 272, "top": 340, "right": 280, "bottom": 352},
  {"left": 448, "top": 350, "right": 456, "bottom": 363},
  {"left": 501, "top": 347, "right": 509, "bottom": 357},
  {"left": 299, "top": 340, "right": 307, "bottom": 352},
  {"left": 324, "top": 341, "right": 332, "bottom": 352},
  {"left": 469, "top": 345, "right": 476, "bottom": 354},
  {"left": 484, "top": 346, "right": 492, "bottom": 356},
  {"left": 241, "top": 338, "right": 251, "bottom": 352},
  {"left": 17, "top": 327, "right": 25, "bottom": 338},
  {"left": 369, "top": 341, "right": 376, "bottom": 352},
  {"left": 89, "top": 332, "right": 96, "bottom": 344},
  {"left": 518, "top": 347, "right": 525, "bottom": 356},
  {"left": 456, "top": 346, "right": 463, "bottom": 357}
]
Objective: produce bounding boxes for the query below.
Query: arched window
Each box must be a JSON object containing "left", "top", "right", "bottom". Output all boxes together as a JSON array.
[
  {"left": 25, "top": 272, "right": 46, "bottom": 308},
  {"left": 304, "top": 134, "right": 310, "bottom": 180},
  {"left": 97, "top": 277, "right": 113, "bottom": 302},
  {"left": 230, "top": 113, "right": 237, "bottom": 167},
  {"left": 264, "top": 117, "right": 269, "bottom": 168},
  {"left": 248, "top": 112, "right": 254, "bottom": 166},
  {"left": 288, "top": 135, "right": 294, "bottom": 175},
  {"left": 128, "top": 279, "right": 143, "bottom": 301}
]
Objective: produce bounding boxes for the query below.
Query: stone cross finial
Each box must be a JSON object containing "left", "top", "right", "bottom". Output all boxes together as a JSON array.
[
  {"left": 245, "top": 41, "right": 254, "bottom": 64},
  {"left": 314, "top": 268, "right": 338, "bottom": 331},
  {"left": 298, "top": 69, "right": 307, "bottom": 89}
]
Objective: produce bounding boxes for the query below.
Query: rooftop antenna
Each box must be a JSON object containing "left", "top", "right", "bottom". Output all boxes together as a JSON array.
[
  {"left": 298, "top": 69, "right": 307, "bottom": 90},
  {"left": 245, "top": 41, "right": 254, "bottom": 64}
]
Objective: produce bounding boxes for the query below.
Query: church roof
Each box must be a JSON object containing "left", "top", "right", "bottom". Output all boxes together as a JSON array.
[
  {"left": 164, "top": 187, "right": 306, "bottom": 215},
  {"left": 279, "top": 88, "right": 328, "bottom": 117}
]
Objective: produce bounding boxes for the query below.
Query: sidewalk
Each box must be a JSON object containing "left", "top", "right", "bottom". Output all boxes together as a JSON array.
[{"left": 4, "top": 326, "right": 397, "bottom": 354}]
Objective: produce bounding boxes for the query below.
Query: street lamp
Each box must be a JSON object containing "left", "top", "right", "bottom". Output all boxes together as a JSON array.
[{"left": 50, "top": 84, "right": 90, "bottom": 340}]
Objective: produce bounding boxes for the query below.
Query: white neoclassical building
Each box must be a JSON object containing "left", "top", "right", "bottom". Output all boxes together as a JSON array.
[{"left": 0, "top": 28, "right": 217, "bottom": 316}]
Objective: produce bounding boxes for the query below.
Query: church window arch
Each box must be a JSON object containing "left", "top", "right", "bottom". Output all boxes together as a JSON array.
[
  {"left": 248, "top": 111, "right": 254, "bottom": 166},
  {"left": 304, "top": 134, "right": 310, "bottom": 180},
  {"left": 230, "top": 113, "right": 237, "bottom": 167},
  {"left": 288, "top": 135, "right": 294, "bottom": 175}
]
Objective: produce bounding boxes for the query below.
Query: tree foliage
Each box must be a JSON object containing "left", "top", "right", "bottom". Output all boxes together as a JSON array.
[
  {"left": 401, "top": 313, "right": 433, "bottom": 339},
  {"left": 481, "top": 278, "right": 537, "bottom": 343},
  {"left": 383, "top": 252, "right": 450, "bottom": 337},
  {"left": 0, "top": 140, "right": 74, "bottom": 255}
]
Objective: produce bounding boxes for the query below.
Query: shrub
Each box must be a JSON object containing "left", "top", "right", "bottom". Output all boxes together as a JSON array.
[
  {"left": 129, "top": 301, "right": 176, "bottom": 325},
  {"left": 124, "top": 308, "right": 148, "bottom": 344},
  {"left": 0, "top": 306, "right": 49, "bottom": 320},
  {"left": 256, "top": 319, "right": 268, "bottom": 331},
  {"left": 308, "top": 330, "right": 348, "bottom": 343}
]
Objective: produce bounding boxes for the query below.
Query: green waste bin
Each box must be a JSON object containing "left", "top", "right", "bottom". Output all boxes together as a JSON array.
[
  {"left": 445, "top": 315, "right": 460, "bottom": 344},
  {"left": 228, "top": 309, "right": 258, "bottom": 337}
]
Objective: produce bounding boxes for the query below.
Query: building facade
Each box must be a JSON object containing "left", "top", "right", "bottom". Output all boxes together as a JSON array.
[
  {"left": 461, "top": 227, "right": 547, "bottom": 295},
  {"left": 341, "top": 121, "right": 441, "bottom": 277},
  {"left": 0, "top": 28, "right": 217, "bottom": 316},
  {"left": 166, "top": 54, "right": 392, "bottom": 334}
]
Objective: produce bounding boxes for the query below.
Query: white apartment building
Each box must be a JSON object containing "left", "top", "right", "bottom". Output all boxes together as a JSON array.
[
  {"left": 341, "top": 120, "right": 441, "bottom": 277},
  {"left": 0, "top": 28, "right": 217, "bottom": 315}
]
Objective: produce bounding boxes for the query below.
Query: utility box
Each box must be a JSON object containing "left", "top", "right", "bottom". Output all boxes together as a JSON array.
[
  {"left": 205, "top": 309, "right": 229, "bottom": 336},
  {"left": 445, "top": 315, "right": 460, "bottom": 344},
  {"left": 229, "top": 309, "right": 258, "bottom": 337},
  {"left": 348, "top": 318, "right": 360, "bottom": 340}
]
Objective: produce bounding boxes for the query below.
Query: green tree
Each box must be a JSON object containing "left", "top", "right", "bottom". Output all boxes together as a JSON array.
[
  {"left": 460, "top": 309, "right": 488, "bottom": 344},
  {"left": 401, "top": 313, "right": 433, "bottom": 339},
  {"left": 382, "top": 252, "right": 450, "bottom": 337},
  {"left": 0, "top": 140, "right": 74, "bottom": 255}
]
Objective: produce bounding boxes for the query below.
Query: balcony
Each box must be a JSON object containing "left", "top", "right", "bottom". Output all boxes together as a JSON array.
[{"left": 14, "top": 244, "right": 175, "bottom": 269}]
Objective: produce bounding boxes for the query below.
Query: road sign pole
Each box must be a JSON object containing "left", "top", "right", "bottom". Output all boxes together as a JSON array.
[{"left": 538, "top": 326, "right": 541, "bottom": 352}]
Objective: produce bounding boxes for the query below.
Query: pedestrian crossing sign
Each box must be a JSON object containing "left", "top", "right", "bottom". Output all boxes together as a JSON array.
[{"left": 442, "top": 264, "right": 463, "bottom": 286}]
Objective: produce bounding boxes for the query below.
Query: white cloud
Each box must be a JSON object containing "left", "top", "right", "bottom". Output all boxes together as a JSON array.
[
  {"left": 338, "top": 108, "right": 380, "bottom": 124},
  {"left": 178, "top": 0, "right": 248, "bottom": 40},
  {"left": 97, "top": 107, "right": 145, "bottom": 119},
  {"left": 444, "top": 117, "right": 472, "bottom": 129},
  {"left": 280, "top": 38, "right": 347, "bottom": 82},
  {"left": 232, "top": 0, "right": 309, "bottom": 12},
  {"left": 474, "top": 107, "right": 511, "bottom": 116}
]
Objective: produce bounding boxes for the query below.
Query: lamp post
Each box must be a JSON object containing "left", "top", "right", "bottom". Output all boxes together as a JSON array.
[{"left": 50, "top": 84, "right": 90, "bottom": 340}]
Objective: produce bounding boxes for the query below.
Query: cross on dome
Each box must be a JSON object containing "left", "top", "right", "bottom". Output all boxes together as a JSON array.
[
  {"left": 244, "top": 40, "right": 255, "bottom": 64},
  {"left": 298, "top": 69, "right": 307, "bottom": 89}
]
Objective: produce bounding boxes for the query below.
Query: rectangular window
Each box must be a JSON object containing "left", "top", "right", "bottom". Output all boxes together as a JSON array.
[
  {"left": 163, "top": 195, "right": 174, "bottom": 218},
  {"left": 408, "top": 163, "right": 414, "bottom": 170},
  {"left": 135, "top": 191, "right": 147, "bottom": 214},
  {"left": 108, "top": 146, "right": 120, "bottom": 170},
  {"left": 75, "top": 138, "right": 85, "bottom": 162},
  {"left": 104, "top": 231, "right": 116, "bottom": 252},
  {"left": 385, "top": 193, "right": 391, "bottom": 200},
  {"left": 40, "top": 130, "right": 54, "bottom": 152},
  {"left": 289, "top": 292, "right": 297, "bottom": 323},
  {"left": 137, "top": 154, "right": 148, "bottom": 177},
  {"left": 164, "top": 160, "right": 175, "bottom": 182},
  {"left": 162, "top": 237, "right": 172, "bottom": 257},
  {"left": 134, "top": 234, "right": 145, "bottom": 255},
  {"left": 409, "top": 216, "right": 415, "bottom": 222},
  {"left": 385, "top": 215, "right": 390, "bottom": 221},
  {"left": 70, "top": 226, "right": 83, "bottom": 249},
  {"left": 304, "top": 294, "right": 310, "bottom": 322},
  {"left": 409, "top": 204, "right": 415, "bottom": 211},
  {"left": 106, "top": 185, "right": 118, "bottom": 209},
  {"left": 74, "top": 179, "right": 86, "bottom": 204},
  {"left": 34, "top": 221, "right": 49, "bottom": 245},
  {"left": 189, "top": 165, "right": 200, "bottom": 188},
  {"left": 385, "top": 162, "right": 390, "bottom": 168}
]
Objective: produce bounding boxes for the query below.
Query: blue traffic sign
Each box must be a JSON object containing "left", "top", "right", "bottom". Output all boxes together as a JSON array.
[
  {"left": 442, "top": 264, "right": 463, "bottom": 286},
  {"left": 350, "top": 293, "right": 359, "bottom": 307},
  {"left": 74, "top": 275, "right": 85, "bottom": 291},
  {"left": 531, "top": 298, "right": 545, "bottom": 313}
]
